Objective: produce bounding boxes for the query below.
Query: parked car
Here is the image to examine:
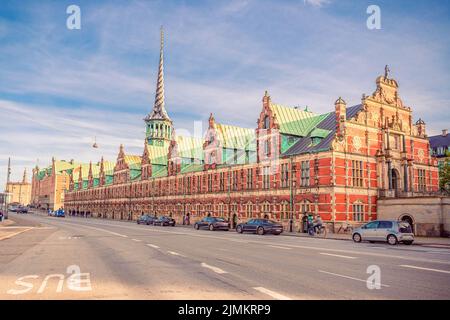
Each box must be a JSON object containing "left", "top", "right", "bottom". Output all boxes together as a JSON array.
[
  {"left": 352, "top": 220, "right": 414, "bottom": 245},
  {"left": 137, "top": 215, "right": 158, "bottom": 225},
  {"left": 194, "top": 217, "right": 230, "bottom": 231},
  {"left": 17, "top": 206, "right": 29, "bottom": 214},
  {"left": 8, "top": 205, "right": 19, "bottom": 212},
  {"left": 236, "top": 219, "right": 283, "bottom": 235},
  {"left": 153, "top": 216, "right": 176, "bottom": 226},
  {"left": 55, "top": 209, "right": 65, "bottom": 217}
]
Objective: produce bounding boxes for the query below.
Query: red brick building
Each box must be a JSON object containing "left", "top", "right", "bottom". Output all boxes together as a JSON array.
[{"left": 64, "top": 31, "right": 439, "bottom": 232}]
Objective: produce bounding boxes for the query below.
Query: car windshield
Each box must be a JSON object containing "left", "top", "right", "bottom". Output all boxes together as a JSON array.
[
  {"left": 399, "top": 222, "right": 412, "bottom": 233},
  {"left": 214, "top": 218, "right": 225, "bottom": 222}
]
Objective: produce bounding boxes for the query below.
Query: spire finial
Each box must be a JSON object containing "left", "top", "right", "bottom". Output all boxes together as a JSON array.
[
  {"left": 384, "top": 64, "right": 390, "bottom": 78},
  {"left": 22, "top": 167, "right": 27, "bottom": 183},
  {"left": 144, "top": 27, "right": 171, "bottom": 123},
  {"left": 6, "top": 157, "right": 11, "bottom": 184},
  {"left": 160, "top": 25, "right": 164, "bottom": 52}
]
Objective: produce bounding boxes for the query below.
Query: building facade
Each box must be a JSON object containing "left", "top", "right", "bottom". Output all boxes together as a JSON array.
[
  {"left": 4, "top": 159, "right": 31, "bottom": 206},
  {"left": 64, "top": 31, "right": 440, "bottom": 232},
  {"left": 31, "top": 158, "right": 80, "bottom": 210}
]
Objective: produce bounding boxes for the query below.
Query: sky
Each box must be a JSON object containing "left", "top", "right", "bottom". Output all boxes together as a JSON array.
[{"left": 0, "top": 0, "right": 449, "bottom": 187}]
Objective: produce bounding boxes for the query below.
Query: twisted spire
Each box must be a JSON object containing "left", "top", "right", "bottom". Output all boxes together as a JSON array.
[{"left": 145, "top": 26, "right": 171, "bottom": 122}]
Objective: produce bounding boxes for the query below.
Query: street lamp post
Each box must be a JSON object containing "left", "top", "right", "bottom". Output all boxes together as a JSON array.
[{"left": 289, "top": 156, "right": 295, "bottom": 233}]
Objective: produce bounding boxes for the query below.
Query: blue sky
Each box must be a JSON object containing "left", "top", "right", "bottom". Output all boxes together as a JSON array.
[{"left": 1, "top": 0, "right": 449, "bottom": 186}]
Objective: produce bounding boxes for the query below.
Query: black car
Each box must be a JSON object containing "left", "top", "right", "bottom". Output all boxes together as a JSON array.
[
  {"left": 19, "top": 206, "right": 29, "bottom": 213},
  {"left": 236, "top": 219, "right": 283, "bottom": 235},
  {"left": 153, "top": 216, "right": 176, "bottom": 226},
  {"left": 194, "top": 217, "right": 229, "bottom": 231},
  {"left": 137, "top": 215, "right": 157, "bottom": 225}
]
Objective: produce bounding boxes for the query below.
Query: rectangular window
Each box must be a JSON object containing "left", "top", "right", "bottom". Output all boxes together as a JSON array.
[
  {"left": 352, "top": 160, "right": 363, "bottom": 187},
  {"left": 263, "top": 166, "right": 271, "bottom": 189},
  {"left": 247, "top": 168, "right": 253, "bottom": 190},
  {"left": 418, "top": 169, "right": 426, "bottom": 192},
  {"left": 301, "top": 161, "right": 310, "bottom": 187},
  {"left": 232, "top": 171, "right": 238, "bottom": 191},
  {"left": 208, "top": 174, "right": 213, "bottom": 192},
  {"left": 219, "top": 172, "right": 225, "bottom": 191},
  {"left": 281, "top": 163, "right": 289, "bottom": 188},
  {"left": 352, "top": 203, "right": 364, "bottom": 221}
]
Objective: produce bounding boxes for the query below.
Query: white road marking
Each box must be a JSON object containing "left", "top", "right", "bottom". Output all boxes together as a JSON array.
[
  {"left": 318, "top": 270, "right": 390, "bottom": 287},
  {"left": 201, "top": 262, "right": 228, "bottom": 274},
  {"left": 268, "top": 245, "right": 292, "bottom": 250},
  {"left": 146, "top": 244, "right": 160, "bottom": 249},
  {"left": 399, "top": 265, "right": 450, "bottom": 274},
  {"left": 0, "top": 227, "right": 33, "bottom": 241},
  {"left": 168, "top": 251, "right": 186, "bottom": 257},
  {"left": 319, "top": 252, "right": 356, "bottom": 259},
  {"left": 40, "top": 218, "right": 450, "bottom": 266},
  {"left": 253, "top": 287, "right": 292, "bottom": 300},
  {"left": 131, "top": 239, "right": 142, "bottom": 242}
]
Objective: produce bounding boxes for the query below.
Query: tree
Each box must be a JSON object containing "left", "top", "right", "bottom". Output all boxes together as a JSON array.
[{"left": 439, "top": 151, "right": 450, "bottom": 191}]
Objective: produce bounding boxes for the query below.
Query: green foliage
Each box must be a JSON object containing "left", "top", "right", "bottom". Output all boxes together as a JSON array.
[{"left": 439, "top": 156, "right": 450, "bottom": 191}]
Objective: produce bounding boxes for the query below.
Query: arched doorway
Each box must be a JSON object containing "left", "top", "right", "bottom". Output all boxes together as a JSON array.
[{"left": 400, "top": 214, "right": 415, "bottom": 234}]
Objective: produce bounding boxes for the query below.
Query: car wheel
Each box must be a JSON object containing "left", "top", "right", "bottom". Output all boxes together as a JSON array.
[
  {"left": 387, "top": 234, "right": 398, "bottom": 245},
  {"left": 194, "top": 224, "right": 199, "bottom": 230},
  {"left": 209, "top": 224, "right": 215, "bottom": 231},
  {"left": 274, "top": 232, "right": 281, "bottom": 235},
  {"left": 257, "top": 227, "right": 265, "bottom": 235},
  {"left": 137, "top": 221, "right": 140, "bottom": 224},
  {"left": 236, "top": 225, "right": 243, "bottom": 233},
  {"left": 352, "top": 233, "right": 362, "bottom": 243},
  {"left": 403, "top": 240, "right": 413, "bottom": 245},
  {"left": 369, "top": 241, "right": 375, "bottom": 243}
]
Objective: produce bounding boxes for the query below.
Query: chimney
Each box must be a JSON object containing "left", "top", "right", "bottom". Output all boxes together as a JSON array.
[
  {"left": 335, "top": 97, "right": 347, "bottom": 139},
  {"left": 442, "top": 129, "right": 448, "bottom": 137}
]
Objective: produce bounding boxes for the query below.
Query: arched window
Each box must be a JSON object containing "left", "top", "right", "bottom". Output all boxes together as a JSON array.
[
  {"left": 300, "top": 199, "right": 311, "bottom": 214},
  {"left": 262, "top": 201, "right": 271, "bottom": 214}
]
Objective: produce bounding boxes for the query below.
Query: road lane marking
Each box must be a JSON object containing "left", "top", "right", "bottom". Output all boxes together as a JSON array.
[
  {"left": 131, "top": 239, "right": 142, "bottom": 242},
  {"left": 39, "top": 218, "right": 450, "bottom": 266},
  {"left": 201, "top": 263, "right": 228, "bottom": 274},
  {"left": 318, "top": 270, "right": 390, "bottom": 287},
  {"left": 146, "top": 244, "right": 159, "bottom": 249},
  {"left": 399, "top": 265, "right": 450, "bottom": 274},
  {"left": 168, "top": 251, "right": 186, "bottom": 257},
  {"left": 253, "top": 287, "right": 292, "bottom": 300},
  {"left": 319, "top": 252, "right": 356, "bottom": 259},
  {"left": 267, "top": 245, "right": 292, "bottom": 250},
  {"left": 0, "top": 227, "right": 34, "bottom": 241}
]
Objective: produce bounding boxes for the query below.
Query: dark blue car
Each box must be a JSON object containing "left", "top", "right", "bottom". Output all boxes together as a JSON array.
[{"left": 236, "top": 219, "right": 283, "bottom": 235}]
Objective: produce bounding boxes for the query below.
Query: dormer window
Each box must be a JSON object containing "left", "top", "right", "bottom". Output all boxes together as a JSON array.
[{"left": 311, "top": 137, "right": 322, "bottom": 146}]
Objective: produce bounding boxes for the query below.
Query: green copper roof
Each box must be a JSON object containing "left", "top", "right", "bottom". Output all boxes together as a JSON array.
[
  {"left": 124, "top": 155, "right": 142, "bottom": 170},
  {"left": 145, "top": 143, "right": 169, "bottom": 165},
  {"left": 151, "top": 165, "right": 168, "bottom": 178},
  {"left": 216, "top": 123, "right": 256, "bottom": 151},
  {"left": 180, "top": 163, "right": 204, "bottom": 174},
  {"left": 270, "top": 104, "right": 330, "bottom": 137},
  {"left": 176, "top": 135, "right": 203, "bottom": 160},
  {"left": 309, "top": 127, "right": 332, "bottom": 138}
]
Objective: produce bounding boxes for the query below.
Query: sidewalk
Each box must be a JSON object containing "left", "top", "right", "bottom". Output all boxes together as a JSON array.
[{"left": 281, "top": 230, "right": 450, "bottom": 248}]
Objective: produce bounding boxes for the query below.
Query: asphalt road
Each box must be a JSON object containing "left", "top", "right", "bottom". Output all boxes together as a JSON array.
[{"left": 1, "top": 212, "right": 450, "bottom": 300}]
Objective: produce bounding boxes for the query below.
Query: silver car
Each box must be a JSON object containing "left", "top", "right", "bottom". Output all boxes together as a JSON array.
[{"left": 352, "top": 220, "right": 414, "bottom": 245}]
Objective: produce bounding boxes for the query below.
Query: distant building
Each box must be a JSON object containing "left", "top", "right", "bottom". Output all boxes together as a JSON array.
[
  {"left": 5, "top": 168, "right": 31, "bottom": 206},
  {"left": 31, "top": 158, "right": 81, "bottom": 210}
]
